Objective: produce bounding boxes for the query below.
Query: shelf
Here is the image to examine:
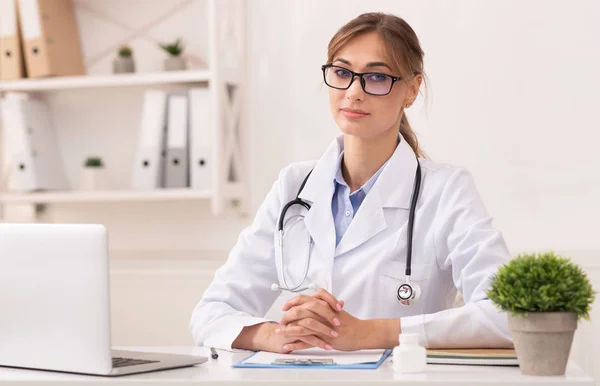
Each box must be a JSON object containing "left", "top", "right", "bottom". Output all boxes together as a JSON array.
[
  {"left": 0, "top": 69, "right": 211, "bottom": 92},
  {"left": 0, "top": 188, "right": 213, "bottom": 204},
  {"left": 109, "top": 249, "right": 228, "bottom": 262}
]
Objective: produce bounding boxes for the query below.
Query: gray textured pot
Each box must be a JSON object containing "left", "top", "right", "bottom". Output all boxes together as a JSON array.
[
  {"left": 113, "top": 56, "right": 135, "bottom": 73},
  {"left": 508, "top": 312, "right": 577, "bottom": 376},
  {"left": 164, "top": 56, "right": 186, "bottom": 71}
]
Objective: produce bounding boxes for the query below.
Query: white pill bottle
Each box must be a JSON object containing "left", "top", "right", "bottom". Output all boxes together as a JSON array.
[{"left": 393, "top": 333, "right": 427, "bottom": 373}]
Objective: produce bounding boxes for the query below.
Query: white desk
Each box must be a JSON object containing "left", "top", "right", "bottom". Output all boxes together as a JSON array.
[{"left": 0, "top": 347, "right": 594, "bottom": 385}]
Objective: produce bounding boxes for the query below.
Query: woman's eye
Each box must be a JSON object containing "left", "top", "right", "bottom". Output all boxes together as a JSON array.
[
  {"left": 367, "top": 74, "right": 389, "bottom": 82},
  {"left": 335, "top": 69, "right": 351, "bottom": 78}
]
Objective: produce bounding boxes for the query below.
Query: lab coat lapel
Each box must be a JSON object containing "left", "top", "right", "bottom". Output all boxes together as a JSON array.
[
  {"left": 297, "top": 137, "right": 340, "bottom": 265},
  {"left": 302, "top": 190, "right": 335, "bottom": 265},
  {"left": 377, "top": 134, "right": 418, "bottom": 210},
  {"left": 335, "top": 134, "right": 419, "bottom": 257},
  {"left": 334, "top": 184, "right": 387, "bottom": 257}
]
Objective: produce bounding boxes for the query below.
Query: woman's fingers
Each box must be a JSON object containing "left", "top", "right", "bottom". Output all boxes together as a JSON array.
[
  {"left": 282, "top": 294, "right": 313, "bottom": 311},
  {"left": 312, "top": 288, "right": 344, "bottom": 312},
  {"left": 282, "top": 290, "right": 343, "bottom": 313},
  {"left": 283, "top": 335, "right": 332, "bottom": 352},
  {"left": 280, "top": 340, "right": 312, "bottom": 353},
  {"left": 298, "top": 335, "right": 333, "bottom": 351},
  {"left": 276, "top": 318, "right": 338, "bottom": 338},
  {"left": 280, "top": 301, "right": 340, "bottom": 327},
  {"left": 280, "top": 304, "right": 311, "bottom": 325}
]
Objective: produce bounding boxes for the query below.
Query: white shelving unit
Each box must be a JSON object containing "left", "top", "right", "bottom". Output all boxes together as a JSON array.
[
  {"left": 0, "top": 69, "right": 211, "bottom": 92},
  {"left": 0, "top": 189, "right": 213, "bottom": 204},
  {"left": 0, "top": 0, "right": 248, "bottom": 222},
  {"left": 0, "top": 183, "right": 245, "bottom": 204}
]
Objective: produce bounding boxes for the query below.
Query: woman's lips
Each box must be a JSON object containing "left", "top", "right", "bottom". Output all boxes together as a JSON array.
[{"left": 341, "top": 108, "right": 369, "bottom": 120}]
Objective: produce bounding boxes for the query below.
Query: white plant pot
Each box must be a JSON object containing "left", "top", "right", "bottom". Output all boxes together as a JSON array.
[
  {"left": 508, "top": 312, "right": 577, "bottom": 376},
  {"left": 164, "top": 56, "right": 187, "bottom": 71},
  {"left": 113, "top": 56, "right": 135, "bottom": 74},
  {"left": 79, "top": 167, "right": 108, "bottom": 191}
]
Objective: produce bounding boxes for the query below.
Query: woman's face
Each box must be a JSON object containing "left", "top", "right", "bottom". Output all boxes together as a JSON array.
[{"left": 327, "top": 32, "right": 421, "bottom": 140}]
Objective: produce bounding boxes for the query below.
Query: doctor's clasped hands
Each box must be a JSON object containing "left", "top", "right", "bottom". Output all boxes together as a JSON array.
[{"left": 274, "top": 289, "right": 399, "bottom": 352}]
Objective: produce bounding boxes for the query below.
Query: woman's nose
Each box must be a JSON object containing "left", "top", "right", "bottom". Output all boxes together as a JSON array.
[{"left": 345, "top": 75, "right": 365, "bottom": 101}]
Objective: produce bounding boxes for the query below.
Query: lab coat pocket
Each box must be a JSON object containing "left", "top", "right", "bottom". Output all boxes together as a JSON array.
[{"left": 377, "top": 261, "right": 431, "bottom": 316}]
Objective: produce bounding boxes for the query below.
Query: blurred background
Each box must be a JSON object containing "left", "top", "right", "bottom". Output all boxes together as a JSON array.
[{"left": 0, "top": 0, "right": 598, "bottom": 379}]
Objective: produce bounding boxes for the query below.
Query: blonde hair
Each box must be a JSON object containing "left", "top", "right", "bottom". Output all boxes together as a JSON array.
[{"left": 326, "top": 12, "right": 427, "bottom": 158}]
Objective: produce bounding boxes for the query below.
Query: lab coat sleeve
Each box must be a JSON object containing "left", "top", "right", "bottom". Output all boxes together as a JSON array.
[
  {"left": 400, "top": 167, "right": 514, "bottom": 349},
  {"left": 188, "top": 169, "right": 286, "bottom": 351}
]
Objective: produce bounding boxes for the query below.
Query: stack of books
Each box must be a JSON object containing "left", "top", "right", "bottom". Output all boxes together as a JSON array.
[{"left": 426, "top": 349, "right": 519, "bottom": 366}]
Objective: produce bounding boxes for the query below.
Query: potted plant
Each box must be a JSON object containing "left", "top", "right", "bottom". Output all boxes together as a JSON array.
[
  {"left": 159, "top": 38, "right": 186, "bottom": 71},
  {"left": 487, "top": 251, "right": 595, "bottom": 376},
  {"left": 113, "top": 45, "right": 135, "bottom": 74},
  {"left": 80, "top": 156, "right": 108, "bottom": 191}
]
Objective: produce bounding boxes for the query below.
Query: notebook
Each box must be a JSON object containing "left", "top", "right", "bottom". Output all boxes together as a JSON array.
[{"left": 426, "top": 348, "right": 519, "bottom": 366}]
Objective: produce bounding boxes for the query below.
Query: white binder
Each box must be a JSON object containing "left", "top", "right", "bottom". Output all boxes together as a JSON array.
[
  {"left": 131, "top": 90, "right": 168, "bottom": 189},
  {"left": 188, "top": 88, "right": 212, "bottom": 190},
  {"left": 165, "top": 94, "right": 189, "bottom": 188},
  {"left": 1, "top": 93, "right": 68, "bottom": 192}
]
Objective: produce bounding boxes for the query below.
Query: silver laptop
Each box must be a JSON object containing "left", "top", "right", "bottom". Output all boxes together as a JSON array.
[{"left": 0, "top": 223, "right": 207, "bottom": 376}]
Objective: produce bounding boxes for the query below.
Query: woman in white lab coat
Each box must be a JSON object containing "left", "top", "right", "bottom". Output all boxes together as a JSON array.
[{"left": 190, "top": 12, "right": 513, "bottom": 353}]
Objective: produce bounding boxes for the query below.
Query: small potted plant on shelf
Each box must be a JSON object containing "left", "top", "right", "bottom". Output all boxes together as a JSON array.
[
  {"left": 487, "top": 251, "right": 595, "bottom": 376},
  {"left": 80, "top": 156, "right": 108, "bottom": 191},
  {"left": 113, "top": 45, "right": 135, "bottom": 74},
  {"left": 159, "top": 38, "right": 186, "bottom": 71}
]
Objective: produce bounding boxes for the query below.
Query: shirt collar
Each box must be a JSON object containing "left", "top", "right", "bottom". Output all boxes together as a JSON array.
[
  {"left": 299, "top": 132, "right": 417, "bottom": 210},
  {"left": 333, "top": 151, "right": 346, "bottom": 186},
  {"left": 333, "top": 150, "right": 389, "bottom": 197}
]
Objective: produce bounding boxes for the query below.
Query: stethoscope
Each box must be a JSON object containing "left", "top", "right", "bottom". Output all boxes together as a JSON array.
[{"left": 271, "top": 159, "right": 423, "bottom": 306}]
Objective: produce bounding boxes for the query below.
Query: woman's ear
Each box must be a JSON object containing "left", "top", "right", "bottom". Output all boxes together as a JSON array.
[
  {"left": 403, "top": 74, "right": 423, "bottom": 108},
  {"left": 405, "top": 74, "right": 423, "bottom": 105}
]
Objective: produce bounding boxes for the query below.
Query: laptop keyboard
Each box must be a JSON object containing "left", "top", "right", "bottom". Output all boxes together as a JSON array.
[{"left": 112, "top": 357, "right": 160, "bottom": 368}]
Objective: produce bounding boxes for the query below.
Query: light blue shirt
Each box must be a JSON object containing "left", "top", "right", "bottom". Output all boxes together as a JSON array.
[{"left": 331, "top": 151, "right": 388, "bottom": 246}]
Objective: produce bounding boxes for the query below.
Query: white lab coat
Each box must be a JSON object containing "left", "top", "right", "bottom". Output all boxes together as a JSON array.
[{"left": 189, "top": 134, "right": 514, "bottom": 351}]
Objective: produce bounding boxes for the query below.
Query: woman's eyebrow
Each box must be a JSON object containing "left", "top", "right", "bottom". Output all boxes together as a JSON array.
[{"left": 333, "top": 58, "right": 392, "bottom": 71}]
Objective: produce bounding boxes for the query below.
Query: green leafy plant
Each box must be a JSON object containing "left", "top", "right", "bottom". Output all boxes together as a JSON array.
[
  {"left": 159, "top": 38, "right": 184, "bottom": 57},
  {"left": 487, "top": 251, "right": 595, "bottom": 320},
  {"left": 84, "top": 157, "right": 104, "bottom": 168},
  {"left": 118, "top": 45, "right": 132, "bottom": 58}
]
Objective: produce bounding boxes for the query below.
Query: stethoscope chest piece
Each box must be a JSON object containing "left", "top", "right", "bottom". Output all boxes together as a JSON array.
[{"left": 397, "top": 279, "right": 421, "bottom": 306}]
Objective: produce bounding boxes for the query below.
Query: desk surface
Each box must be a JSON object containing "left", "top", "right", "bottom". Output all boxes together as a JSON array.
[{"left": 0, "top": 346, "right": 594, "bottom": 385}]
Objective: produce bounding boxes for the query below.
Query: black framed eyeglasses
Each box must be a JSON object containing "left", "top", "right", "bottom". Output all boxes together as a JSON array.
[{"left": 321, "top": 64, "right": 402, "bottom": 96}]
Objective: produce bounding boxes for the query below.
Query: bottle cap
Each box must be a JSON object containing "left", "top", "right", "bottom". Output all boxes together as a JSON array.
[{"left": 399, "top": 333, "right": 420, "bottom": 345}]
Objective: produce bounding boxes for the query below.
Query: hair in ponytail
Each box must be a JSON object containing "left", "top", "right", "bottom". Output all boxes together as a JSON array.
[{"left": 400, "top": 112, "right": 425, "bottom": 158}]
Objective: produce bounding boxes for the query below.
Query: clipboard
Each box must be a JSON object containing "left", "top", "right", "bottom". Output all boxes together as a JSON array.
[{"left": 232, "top": 349, "right": 392, "bottom": 369}]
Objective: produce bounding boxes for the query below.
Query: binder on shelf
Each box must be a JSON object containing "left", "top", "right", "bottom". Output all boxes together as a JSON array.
[
  {"left": 131, "top": 89, "right": 168, "bottom": 190},
  {"left": 17, "top": 0, "right": 85, "bottom": 79},
  {"left": 165, "top": 94, "right": 189, "bottom": 188},
  {"left": 188, "top": 88, "right": 212, "bottom": 190},
  {"left": 0, "top": 0, "right": 26, "bottom": 80},
  {"left": 0, "top": 92, "right": 69, "bottom": 192}
]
